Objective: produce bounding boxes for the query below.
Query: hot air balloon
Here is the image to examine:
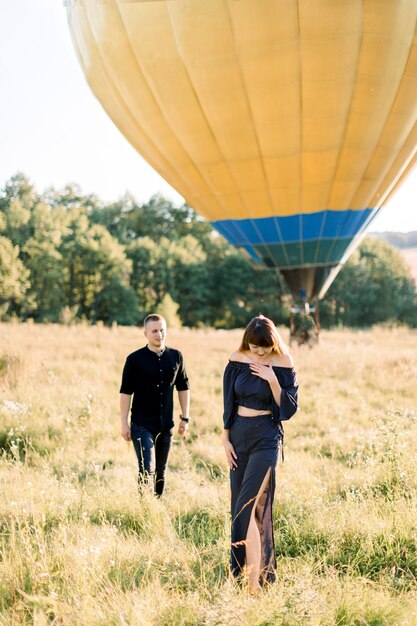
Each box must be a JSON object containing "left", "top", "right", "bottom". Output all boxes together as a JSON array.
[{"left": 65, "top": 0, "right": 417, "bottom": 303}]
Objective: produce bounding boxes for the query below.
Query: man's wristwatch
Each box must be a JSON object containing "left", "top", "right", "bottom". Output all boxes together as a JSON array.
[{"left": 180, "top": 415, "right": 190, "bottom": 423}]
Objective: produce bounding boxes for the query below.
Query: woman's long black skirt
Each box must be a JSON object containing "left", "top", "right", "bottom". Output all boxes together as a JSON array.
[{"left": 229, "top": 414, "right": 282, "bottom": 585}]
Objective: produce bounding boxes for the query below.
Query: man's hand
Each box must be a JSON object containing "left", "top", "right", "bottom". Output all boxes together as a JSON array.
[
  {"left": 121, "top": 424, "right": 131, "bottom": 441},
  {"left": 177, "top": 419, "right": 189, "bottom": 437},
  {"left": 120, "top": 394, "right": 132, "bottom": 441}
]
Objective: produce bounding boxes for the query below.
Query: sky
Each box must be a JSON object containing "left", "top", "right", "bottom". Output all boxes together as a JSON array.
[{"left": 1, "top": 1, "right": 416, "bottom": 233}]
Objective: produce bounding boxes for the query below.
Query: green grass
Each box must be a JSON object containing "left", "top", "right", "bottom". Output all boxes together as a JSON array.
[{"left": 0, "top": 322, "right": 416, "bottom": 625}]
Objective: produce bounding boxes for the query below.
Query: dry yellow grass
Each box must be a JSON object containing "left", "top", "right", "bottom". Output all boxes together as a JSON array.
[{"left": 0, "top": 321, "right": 416, "bottom": 625}]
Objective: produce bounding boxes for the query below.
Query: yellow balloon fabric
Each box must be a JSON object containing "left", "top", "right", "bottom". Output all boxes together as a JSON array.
[{"left": 66, "top": 0, "right": 417, "bottom": 298}]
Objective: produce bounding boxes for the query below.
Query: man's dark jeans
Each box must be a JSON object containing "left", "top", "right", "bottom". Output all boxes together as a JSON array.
[{"left": 130, "top": 424, "right": 173, "bottom": 496}]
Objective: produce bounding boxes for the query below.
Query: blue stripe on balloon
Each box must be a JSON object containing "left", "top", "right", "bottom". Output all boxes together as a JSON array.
[
  {"left": 240, "top": 245, "right": 264, "bottom": 263},
  {"left": 211, "top": 208, "right": 372, "bottom": 246}
]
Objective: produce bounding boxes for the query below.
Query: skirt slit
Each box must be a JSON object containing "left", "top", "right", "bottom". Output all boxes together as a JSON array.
[{"left": 230, "top": 415, "right": 280, "bottom": 585}]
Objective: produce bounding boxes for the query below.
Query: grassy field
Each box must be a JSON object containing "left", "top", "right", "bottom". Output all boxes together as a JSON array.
[{"left": 0, "top": 322, "right": 416, "bottom": 626}]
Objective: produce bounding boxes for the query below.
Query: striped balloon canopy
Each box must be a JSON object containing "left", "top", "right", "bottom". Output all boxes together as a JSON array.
[{"left": 66, "top": 0, "right": 417, "bottom": 300}]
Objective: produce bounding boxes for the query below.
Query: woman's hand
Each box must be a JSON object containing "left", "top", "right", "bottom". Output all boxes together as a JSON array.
[
  {"left": 223, "top": 436, "right": 238, "bottom": 470},
  {"left": 249, "top": 362, "right": 275, "bottom": 382}
]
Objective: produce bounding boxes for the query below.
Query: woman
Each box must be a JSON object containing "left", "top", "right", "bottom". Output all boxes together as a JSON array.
[{"left": 222, "top": 315, "right": 298, "bottom": 591}]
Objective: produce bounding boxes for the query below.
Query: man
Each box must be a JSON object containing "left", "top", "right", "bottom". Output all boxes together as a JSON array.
[{"left": 119, "top": 314, "right": 190, "bottom": 496}]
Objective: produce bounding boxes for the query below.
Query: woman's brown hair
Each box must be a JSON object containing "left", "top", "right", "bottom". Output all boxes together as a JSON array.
[{"left": 239, "top": 315, "right": 286, "bottom": 356}]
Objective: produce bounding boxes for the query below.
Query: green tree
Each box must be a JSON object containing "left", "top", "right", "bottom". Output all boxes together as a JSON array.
[
  {"left": 91, "top": 193, "right": 214, "bottom": 246},
  {"left": 155, "top": 293, "right": 182, "bottom": 328},
  {"left": 322, "top": 237, "right": 417, "bottom": 327},
  {"left": 89, "top": 193, "right": 137, "bottom": 243},
  {"left": 0, "top": 236, "right": 30, "bottom": 319},
  {"left": 88, "top": 191, "right": 287, "bottom": 327},
  {"left": 201, "top": 237, "right": 286, "bottom": 328},
  {"left": 23, "top": 239, "right": 66, "bottom": 321},
  {"left": 21, "top": 202, "right": 68, "bottom": 321},
  {"left": 170, "top": 235, "right": 210, "bottom": 326},
  {"left": 94, "top": 277, "right": 139, "bottom": 326},
  {"left": 126, "top": 236, "right": 177, "bottom": 316},
  {"left": 126, "top": 194, "right": 190, "bottom": 241},
  {"left": 60, "top": 208, "right": 135, "bottom": 322},
  {"left": 0, "top": 173, "right": 37, "bottom": 248},
  {"left": 44, "top": 183, "right": 100, "bottom": 213}
]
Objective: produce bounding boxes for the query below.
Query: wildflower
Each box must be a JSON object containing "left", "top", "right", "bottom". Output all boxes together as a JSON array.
[{"left": 1, "top": 400, "right": 29, "bottom": 417}]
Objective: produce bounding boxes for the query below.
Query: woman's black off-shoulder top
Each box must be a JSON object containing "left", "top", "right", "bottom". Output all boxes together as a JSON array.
[{"left": 223, "top": 361, "right": 298, "bottom": 431}]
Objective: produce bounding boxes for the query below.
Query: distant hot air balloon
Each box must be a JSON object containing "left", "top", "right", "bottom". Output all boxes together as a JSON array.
[{"left": 65, "top": 0, "right": 417, "bottom": 301}]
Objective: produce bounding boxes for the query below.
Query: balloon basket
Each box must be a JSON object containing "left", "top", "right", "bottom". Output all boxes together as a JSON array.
[{"left": 288, "top": 300, "right": 320, "bottom": 349}]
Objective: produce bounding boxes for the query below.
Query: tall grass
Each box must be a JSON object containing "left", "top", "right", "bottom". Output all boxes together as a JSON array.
[{"left": 0, "top": 322, "right": 416, "bottom": 625}]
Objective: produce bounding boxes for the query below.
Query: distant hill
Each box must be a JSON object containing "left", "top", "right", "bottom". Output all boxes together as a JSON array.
[{"left": 369, "top": 231, "right": 417, "bottom": 248}]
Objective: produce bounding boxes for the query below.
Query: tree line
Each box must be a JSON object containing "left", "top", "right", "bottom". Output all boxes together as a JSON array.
[{"left": 0, "top": 173, "right": 416, "bottom": 328}]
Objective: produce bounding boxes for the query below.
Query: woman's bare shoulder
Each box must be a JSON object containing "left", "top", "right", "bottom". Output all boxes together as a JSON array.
[
  {"left": 229, "top": 350, "right": 249, "bottom": 363},
  {"left": 271, "top": 352, "right": 294, "bottom": 368}
]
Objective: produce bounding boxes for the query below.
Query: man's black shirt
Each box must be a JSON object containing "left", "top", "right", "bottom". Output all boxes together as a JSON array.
[{"left": 120, "top": 346, "right": 189, "bottom": 433}]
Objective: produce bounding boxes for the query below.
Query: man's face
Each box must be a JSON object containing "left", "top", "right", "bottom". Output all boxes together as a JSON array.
[{"left": 144, "top": 320, "right": 167, "bottom": 351}]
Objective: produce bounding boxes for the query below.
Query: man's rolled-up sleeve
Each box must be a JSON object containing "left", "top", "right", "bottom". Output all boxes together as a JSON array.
[
  {"left": 175, "top": 352, "right": 190, "bottom": 391},
  {"left": 120, "top": 357, "right": 134, "bottom": 395}
]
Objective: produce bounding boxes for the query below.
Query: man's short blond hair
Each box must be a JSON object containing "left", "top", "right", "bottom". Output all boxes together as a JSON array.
[{"left": 144, "top": 314, "right": 166, "bottom": 327}]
